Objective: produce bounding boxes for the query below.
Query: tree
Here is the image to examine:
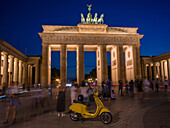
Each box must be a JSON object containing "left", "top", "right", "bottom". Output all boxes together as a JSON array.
[{"left": 51, "top": 68, "right": 60, "bottom": 83}]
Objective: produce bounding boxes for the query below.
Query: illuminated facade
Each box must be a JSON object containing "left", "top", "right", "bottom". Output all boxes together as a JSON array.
[
  {"left": 0, "top": 40, "right": 41, "bottom": 89},
  {"left": 39, "top": 24, "right": 143, "bottom": 86}
]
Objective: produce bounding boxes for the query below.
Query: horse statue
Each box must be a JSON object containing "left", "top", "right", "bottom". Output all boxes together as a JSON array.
[
  {"left": 81, "top": 13, "right": 85, "bottom": 24},
  {"left": 93, "top": 13, "right": 98, "bottom": 24},
  {"left": 98, "top": 14, "right": 104, "bottom": 24},
  {"left": 86, "top": 13, "right": 91, "bottom": 24}
]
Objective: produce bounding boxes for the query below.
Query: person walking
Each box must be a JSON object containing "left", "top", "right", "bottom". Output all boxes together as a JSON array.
[
  {"left": 163, "top": 77, "right": 169, "bottom": 95},
  {"left": 118, "top": 80, "right": 123, "bottom": 96},
  {"left": 106, "top": 79, "right": 111, "bottom": 106},
  {"left": 80, "top": 81, "right": 89, "bottom": 102},
  {"left": 129, "top": 80, "right": 134, "bottom": 96},
  {"left": 143, "top": 77, "right": 150, "bottom": 99},
  {"left": 4, "top": 81, "right": 20, "bottom": 124},
  {"left": 136, "top": 79, "right": 143, "bottom": 100},
  {"left": 70, "top": 84, "right": 77, "bottom": 104},
  {"left": 155, "top": 78, "right": 159, "bottom": 92},
  {"left": 125, "top": 80, "right": 129, "bottom": 96},
  {"left": 56, "top": 86, "right": 66, "bottom": 117},
  {"left": 2, "top": 83, "right": 7, "bottom": 102}
]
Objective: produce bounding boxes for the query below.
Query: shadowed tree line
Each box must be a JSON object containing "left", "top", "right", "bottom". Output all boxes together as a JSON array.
[{"left": 51, "top": 66, "right": 111, "bottom": 83}]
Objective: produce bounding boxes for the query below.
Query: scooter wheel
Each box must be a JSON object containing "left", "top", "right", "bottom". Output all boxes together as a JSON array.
[
  {"left": 100, "top": 112, "right": 112, "bottom": 124},
  {"left": 70, "top": 112, "right": 79, "bottom": 121}
]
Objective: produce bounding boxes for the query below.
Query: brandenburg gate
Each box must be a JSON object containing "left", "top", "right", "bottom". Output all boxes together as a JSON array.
[{"left": 39, "top": 7, "right": 143, "bottom": 86}]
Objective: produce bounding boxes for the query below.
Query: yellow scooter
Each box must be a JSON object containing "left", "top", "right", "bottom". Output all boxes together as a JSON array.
[{"left": 69, "top": 92, "right": 112, "bottom": 124}]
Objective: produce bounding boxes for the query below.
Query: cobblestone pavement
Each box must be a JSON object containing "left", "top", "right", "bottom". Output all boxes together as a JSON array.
[{"left": 0, "top": 87, "right": 170, "bottom": 128}]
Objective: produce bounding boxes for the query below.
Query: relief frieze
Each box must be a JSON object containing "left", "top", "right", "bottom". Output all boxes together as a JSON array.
[{"left": 43, "top": 35, "right": 139, "bottom": 44}]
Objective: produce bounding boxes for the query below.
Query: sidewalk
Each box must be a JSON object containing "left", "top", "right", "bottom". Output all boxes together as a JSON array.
[{"left": 0, "top": 87, "right": 170, "bottom": 128}]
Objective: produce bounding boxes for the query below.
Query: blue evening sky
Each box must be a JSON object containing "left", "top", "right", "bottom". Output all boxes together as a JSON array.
[{"left": 0, "top": 0, "right": 170, "bottom": 80}]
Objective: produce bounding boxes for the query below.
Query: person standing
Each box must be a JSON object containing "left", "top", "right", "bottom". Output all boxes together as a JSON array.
[
  {"left": 118, "top": 80, "right": 123, "bottom": 96},
  {"left": 129, "top": 80, "right": 134, "bottom": 96},
  {"left": 106, "top": 79, "right": 111, "bottom": 106},
  {"left": 70, "top": 84, "right": 77, "bottom": 104},
  {"left": 164, "top": 77, "right": 169, "bottom": 95},
  {"left": 4, "top": 81, "right": 20, "bottom": 124},
  {"left": 2, "top": 83, "right": 7, "bottom": 102},
  {"left": 143, "top": 77, "right": 150, "bottom": 99},
  {"left": 56, "top": 86, "right": 66, "bottom": 117},
  {"left": 155, "top": 78, "right": 159, "bottom": 92},
  {"left": 136, "top": 79, "right": 143, "bottom": 100},
  {"left": 80, "top": 82, "right": 89, "bottom": 102}
]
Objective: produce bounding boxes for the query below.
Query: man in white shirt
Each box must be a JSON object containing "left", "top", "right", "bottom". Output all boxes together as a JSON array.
[{"left": 70, "top": 84, "right": 77, "bottom": 104}]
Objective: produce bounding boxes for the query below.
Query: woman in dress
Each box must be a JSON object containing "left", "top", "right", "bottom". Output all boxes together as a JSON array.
[{"left": 56, "top": 86, "right": 66, "bottom": 117}]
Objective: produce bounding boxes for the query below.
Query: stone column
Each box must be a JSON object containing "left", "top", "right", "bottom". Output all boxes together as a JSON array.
[
  {"left": 18, "top": 60, "right": 22, "bottom": 85},
  {"left": 3, "top": 52, "right": 8, "bottom": 85},
  {"left": 133, "top": 45, "right": 141, "bottom": 79},
  {"left": 167, "top": 59, "right": 170, "bottom": 80},
  {"left": 160, "top": 61, "right": 164, "bottom": 81},
  {"left": 35, "top": 60, "right": 39, "bottom": 87},
  {"left": 77, "top": 45, "right": 84, "bottom": 85},
  {"left": 149, "top": 64, "right": 152, "bottom": 80},
  {"left": 97, "top": 45, "right": 108, "bottom": 87},
  {"left": 157, "top": 63, "right": 160, "bottom": 79},
  {"left": 22, "top": 62, "right": 26, "bottom": 85},
  {"left": 145, "top": 64, "right": 148, "bottom": 78},
  {"left": 13, "top": 58, "right": 18, "bottom": 82},
  {"left": 29, "top": 65, "right": 32, "bottom": 86},
  {"left": 9, "top": 55, "right": 14, "bottom": 86},
  {"left": 41, "top": 44, "right": 49, "bottom": 87},
  {"left": 60, "top": 44, "right": 67, "bottom": 86},
  {"left": 117, "top": 45, "right": 125, "bottom": 83},
  {"left": 25, "top": 64, "right": 28, "bottom": 86},
  {"left": 153, "top": 63, "right": 156, "bottom": 80},
  {"left": 48, "top": 46, "right": 51, "bottom": 86},
  {"left": 111, "top": 46, "right": 118, "bottom": 84}
]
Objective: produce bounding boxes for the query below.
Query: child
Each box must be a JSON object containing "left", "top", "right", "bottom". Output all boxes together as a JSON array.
[
  {"left": 56, "top": 86, "right": 66, "bottom": 117},
  {"left": 111, "top": 90, "right": 116, "bottom": 100}
]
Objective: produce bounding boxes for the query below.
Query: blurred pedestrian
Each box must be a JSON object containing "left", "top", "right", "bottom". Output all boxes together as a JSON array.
[
  {"left": 56, "top": 86, "right": 66, "bottom": 117},
  {"left": 4, "top": 81, "right": 20, "bottom": 124},
  {"left": 143, "top": 77, "right": 150, "bottom": 99},
  {"left": 150, "top": 79, "right": 154, "bottom": 91},
  {"left": 70, "top": 83, "right": 77, "bottom": 104},
  {"left": 2, "top": 83, "right": 7, "bottom": 102},
  {"left": 164, "top": 77, "right": 169, "bottom": 95},
  {"left": 136, "top": 79, "right": 143, "bottom": 100},
  {"left": 129, "top": 80, "right": 134, "bottom": 96},
  {"left": 111, "top": 90, "right": 116, "bottom": 100},
  {"left": 155, "top": 78, "right": 159, "bottom": 92},
  {"left": 80, "top": 81, "right": 89, "bottom": 102},
  {"left": 124, "top": 80, "right": 129, "bottom": 96},
  {"left": 118, "top": 80, "right": 123, "bottom": 96},
  {"left": 106, "top": 79, "right": 111, "bottom": 106}
]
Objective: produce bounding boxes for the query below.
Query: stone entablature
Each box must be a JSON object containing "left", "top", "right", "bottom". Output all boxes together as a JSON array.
[
  {"left": 39, "top": 33, "right": 142, "bottom": 45},
  {"left": 39, "top": 24, "right": 143, "bottom": 46},
  {"left": 41, "top": 24, "right": 141, "bottom": 34},
  {"left": 0, "top": 40, "right": 27, "bottom": 61}
]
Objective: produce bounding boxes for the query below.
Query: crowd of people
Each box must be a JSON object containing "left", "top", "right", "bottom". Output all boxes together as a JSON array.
[{"left": 1, "top": 76, "right": 169, "bottom": 123}]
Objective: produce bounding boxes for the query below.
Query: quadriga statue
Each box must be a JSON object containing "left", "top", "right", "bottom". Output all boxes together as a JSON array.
[
  {"left": 98, "top": 14, "right": 104, "bottom": 24},
  {"left": 93, "top": 13, "right": 98, "bottom": 24},
  {"left": 81, "top": 13, "right": 85, "bottom": 24}
]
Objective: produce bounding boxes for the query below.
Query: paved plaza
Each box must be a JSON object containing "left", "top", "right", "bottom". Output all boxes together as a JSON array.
[{"left": 0, "top": 87, "right": 170, "bottom": 128}]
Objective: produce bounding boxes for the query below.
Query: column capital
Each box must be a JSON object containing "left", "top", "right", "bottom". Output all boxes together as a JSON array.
[
  {"left": 9, "top": 55, "right": 14, "bottom": 58},
  {"left": 2, "top": 51, "right": 8, "bottom": 55},
  {"left": 19, "top": 60, "right": 22, "bottom": 63},
  {"left": 14, "top": 58, "right": 18, "bottom": 61},
  {"left": 42, "top": 43, "right": 49, "bottom": 48}
]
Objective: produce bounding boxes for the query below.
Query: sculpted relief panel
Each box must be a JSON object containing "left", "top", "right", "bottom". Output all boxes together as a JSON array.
[{"left": 42, "top": 34, "right": 140, "bottom": 45}]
